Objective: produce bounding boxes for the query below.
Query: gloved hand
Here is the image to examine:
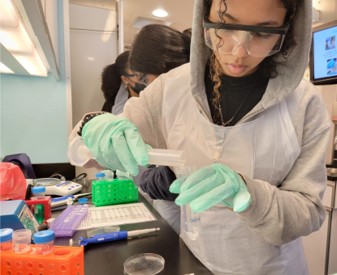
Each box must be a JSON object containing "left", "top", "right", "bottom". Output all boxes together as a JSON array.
[
  {"left": 82, "top": 113, "right": 150, "bottom": 176},
  {"left": 169, "top": 163, "right": 251, "bottom": 213}
]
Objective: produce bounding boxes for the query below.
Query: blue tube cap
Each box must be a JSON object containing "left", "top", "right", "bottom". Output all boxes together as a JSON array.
[
  {"left": 78, "top": 197, "right": 89, "bottom": 205},
  {"left": 33, "top": 229, "right": 55, "bottom": 244},
  {"left": 96, "top": 172, "right": 105, "bottom": 178},
  {"left": 32, "top": 186, "right": 46, "bottom": 194},
  {"left": 0, "top": 228, "right": 13, "bottom": 242}
]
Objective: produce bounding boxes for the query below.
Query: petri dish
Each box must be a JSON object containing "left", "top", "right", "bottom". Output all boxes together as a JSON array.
[{"left": 124, "top": 253, "right": 165, "bottom": 275}]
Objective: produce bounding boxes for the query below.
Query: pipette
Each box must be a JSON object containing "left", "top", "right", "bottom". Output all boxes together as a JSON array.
[
  {"left": 78, "top": 228, "right": 160, "bottom": 246},
  {"left": 51, "top": 192, "right": 91, "bottom": 209}
]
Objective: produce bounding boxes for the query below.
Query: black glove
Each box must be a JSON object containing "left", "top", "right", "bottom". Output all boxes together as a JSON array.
[{"left": 139, "top": 166, "right": 177, "bottom": 201}]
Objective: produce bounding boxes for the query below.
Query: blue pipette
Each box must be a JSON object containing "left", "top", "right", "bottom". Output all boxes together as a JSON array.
[{"left": 79, "top": 228, "right": 160, "bottom": 246}]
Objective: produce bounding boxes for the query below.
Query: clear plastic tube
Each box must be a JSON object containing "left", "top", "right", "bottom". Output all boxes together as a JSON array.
[
  {"left": 12, "top": 229, "right": 31, "bottom": 254},
  {"left": 148, "top": 149, "right": 200, "bottom": 239},
  {"left": 148, "top": 149, "right": 185, "bottom": 167},
  {"left": 31, "top": 186, "right": 46, "bottom": 224},
  {"left": 95, "top": 172, "right": 105, "bottom": 181},
  {"left": 175, "top": 166, "right": 200, "bottom": 241}
]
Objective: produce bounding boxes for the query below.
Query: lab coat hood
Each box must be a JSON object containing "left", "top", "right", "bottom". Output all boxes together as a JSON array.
[{"left": 189, "top": 0, "right": 313, "bottom": 114}]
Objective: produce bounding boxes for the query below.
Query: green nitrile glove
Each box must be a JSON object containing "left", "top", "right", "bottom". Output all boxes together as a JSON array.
[
  {"left": 170, "top": 163, "right": 251, "bottom": 213},
  {"left": 82, "top": 113, "right": 150, "bottom": 176}
]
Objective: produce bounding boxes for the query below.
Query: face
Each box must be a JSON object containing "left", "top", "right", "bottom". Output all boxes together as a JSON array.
[
  {"left": 121, "top": 69, "right": 157, "bottom": 97},
  {"left": 208, "top": 0, "right": 287, "bottom": 77}
]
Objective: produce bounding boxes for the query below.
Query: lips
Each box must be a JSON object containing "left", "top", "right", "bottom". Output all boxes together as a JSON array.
[{"left": 227, "top": 63, "right": 247, "bottom": 75}]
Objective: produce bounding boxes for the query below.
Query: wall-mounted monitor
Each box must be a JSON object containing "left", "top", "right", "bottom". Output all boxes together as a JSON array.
[{"left": 310, "top": 20, "right": 337, "bottom": 85}]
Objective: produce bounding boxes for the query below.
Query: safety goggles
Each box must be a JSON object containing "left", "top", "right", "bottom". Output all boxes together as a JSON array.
[
  {"left": 124, "top": 71, "right": 149, "bottom": 86},
  {"left": 203, "top": 18, "right": 290, "bottom": 57}
]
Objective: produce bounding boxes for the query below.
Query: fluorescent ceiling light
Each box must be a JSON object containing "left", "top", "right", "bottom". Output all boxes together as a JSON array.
[
  {"left": 0, "top": 62, "right": 14, "bottom": 74},
  {"left": 0, "top": 0, "right": 48, "bottom": 76},
  {"left": 152, "top": 8, "right": 168, "bottom": 18}
]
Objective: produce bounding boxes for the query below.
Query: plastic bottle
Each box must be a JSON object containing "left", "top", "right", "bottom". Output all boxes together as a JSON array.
[
  {"left": 31, "top": 186, "right": 46, "bottom": 224},
  {"left": 0, "top": 228, "right": 13, "bottom": 251},
  {"left": 33, "top": 229, "right": 55, "bottom": 255}
]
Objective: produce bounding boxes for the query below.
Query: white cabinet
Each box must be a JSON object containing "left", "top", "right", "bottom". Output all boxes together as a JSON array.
[{"left": 303, "top": 180, "right": 337, "bottom": 275}]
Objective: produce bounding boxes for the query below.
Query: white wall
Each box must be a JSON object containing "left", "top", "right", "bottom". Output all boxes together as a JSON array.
[
  {"left": 68, "top": 4, "right": 118, "bottom": 178},
  {"left": 0, "top": 0, "right": 70, "bottom": 164},
  {"left": 313, "top": 0, "right": 337, "bottom": 23},
  {"left": 69, "top": 4, "right": 118, "bottom": 127}
]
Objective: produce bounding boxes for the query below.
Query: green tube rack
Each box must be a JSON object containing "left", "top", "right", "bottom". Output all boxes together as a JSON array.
[{"left": 92, "top": 178, "right": 139, "bottom": 206}]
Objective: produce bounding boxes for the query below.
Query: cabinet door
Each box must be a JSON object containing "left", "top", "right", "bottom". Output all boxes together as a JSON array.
[{"left": 302, "top": 214, "right": 329, "bottom": 275}]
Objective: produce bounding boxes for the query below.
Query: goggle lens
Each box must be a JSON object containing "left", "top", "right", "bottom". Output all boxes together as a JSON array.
[
  {"left": 203, "top": 20, "right": 289, "bottom": 58},
  {"left": 211, "top": 29, "right": 285, "bottom": 57}
]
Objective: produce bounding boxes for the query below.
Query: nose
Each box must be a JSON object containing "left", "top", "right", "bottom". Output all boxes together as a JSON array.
[{"left": 231, "top": 43, "right": 249, "bottom": 58}]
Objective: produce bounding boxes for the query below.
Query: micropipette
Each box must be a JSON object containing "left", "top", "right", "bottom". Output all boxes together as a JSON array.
[
  {"left": 51, "top": 192, "right": 91, "bottom": 208},
  {"left": 78, "top": 228, "right": 160, "bottom": 246}
]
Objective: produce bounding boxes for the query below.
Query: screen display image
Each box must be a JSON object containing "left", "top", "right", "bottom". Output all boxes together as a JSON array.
[{"left": 310, "top": 21, "right": 337, "bottom": 85}]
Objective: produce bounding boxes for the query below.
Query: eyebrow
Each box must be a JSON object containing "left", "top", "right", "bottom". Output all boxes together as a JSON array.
[{"left": 223, "top": 13, "right": 281, "bottom": 26}]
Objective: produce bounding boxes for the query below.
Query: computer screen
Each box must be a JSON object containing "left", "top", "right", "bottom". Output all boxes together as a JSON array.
[{"left": 310, "top": 20, "right": 337, "bottom": 85}]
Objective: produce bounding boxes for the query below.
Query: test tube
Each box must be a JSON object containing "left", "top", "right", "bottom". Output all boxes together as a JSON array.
[
  {"left": 95, "top": 172, "right": 106, "bottom": 181},
  {"left": 12, "top": 229, "right": 32, "bottom": 254},
  {"left": 148, "top": 149, "right": 185, "bottom": 167},
  {"left": 31, "top": 186, "right": 46, "bottom": 224},
  {"left": 0, "top": 228, "right": 13, "bottom": 251},
  {"left": 33, "top": 229, "right": 55, "bottom": 255}
]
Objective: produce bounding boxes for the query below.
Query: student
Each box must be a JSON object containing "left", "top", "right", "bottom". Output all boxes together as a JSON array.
[
  {"left": 100, "top": 50, "right": 151, "bottom": 114},
  {"left": 102, "top": 25, "right": 191, "bottom": 114},
  {"left": 128, "top": 24, "right": 191, "bottom": 81},
  {"left": 127, "top": 24, "right": 192, "bottom": 234},
  {"left": 125, "top": 24, "right": 192, "bottom": 233},
  {"left": 100, "top": 51, "right": 130, "bottom": 114},
  {"left": 73, "top": 24, "right": 192, "bottom": 233},
  {"left": 69, "top": 0, "right": 331, "bottom": 273}
]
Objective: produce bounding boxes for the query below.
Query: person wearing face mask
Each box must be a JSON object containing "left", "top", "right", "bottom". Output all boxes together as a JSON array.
[
  {"left": 100, "top": 51, "right": 130, "bottom": 114},
  {"left": 122, "top": 24, "right": 191, "bottom": 95},
  {"left": 70, "top": 24, "right": 191, "bottom": 233},
  {"left": 102, "top": 24, "right": 191, "bottom": 114},
  {"left": 123, "top": 24, "right": 191, "bottom": 234},
  {"left": 69, "top": 0, "right": 331, "bottom": 273}
]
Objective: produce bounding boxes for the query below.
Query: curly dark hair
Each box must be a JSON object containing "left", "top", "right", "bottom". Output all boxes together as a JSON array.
[{"left": 204, "top": 0, "right": 303, "bottom": 79}]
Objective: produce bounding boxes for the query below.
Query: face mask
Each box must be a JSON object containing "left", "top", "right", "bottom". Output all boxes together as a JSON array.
[{"left": 129, "top": 82, "right": 147, "bottom": 94}]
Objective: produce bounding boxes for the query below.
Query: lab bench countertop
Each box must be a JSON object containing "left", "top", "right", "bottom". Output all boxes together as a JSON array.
[{"left": 53, "top": 194, "right": 212, "bottom": 275}]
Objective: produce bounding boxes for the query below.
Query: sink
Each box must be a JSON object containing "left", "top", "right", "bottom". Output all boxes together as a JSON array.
[{"left": 327, "top": 167, "right": 337, "bottom": 177}]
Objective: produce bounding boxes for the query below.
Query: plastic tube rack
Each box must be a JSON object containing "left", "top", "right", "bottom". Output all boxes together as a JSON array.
[
  {"left": 0, "top": 245, "right": 84, "bottom": 274},
  {"left": 92, "top": 178, "right": 138, "bottom": 206}
]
